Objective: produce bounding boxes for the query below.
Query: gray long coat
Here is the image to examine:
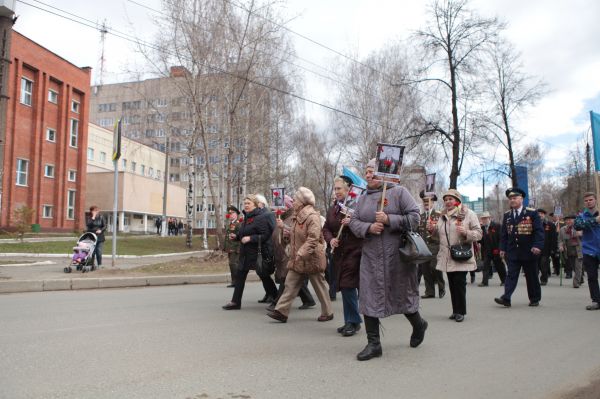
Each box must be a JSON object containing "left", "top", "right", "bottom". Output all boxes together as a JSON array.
[{"left": 349, "top": 184, "right": 421, "bottom": 318}]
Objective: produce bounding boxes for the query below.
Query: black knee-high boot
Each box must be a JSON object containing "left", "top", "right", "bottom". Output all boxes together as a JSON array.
[
  {"left": 405, "top": 311, "right": 428, "bottom": 348},
  {"left": 356, "top": 315, "right": 382, "bottom": 361}
]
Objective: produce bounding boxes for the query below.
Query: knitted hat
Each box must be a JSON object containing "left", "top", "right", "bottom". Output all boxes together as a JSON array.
[{"left": 295, "top": 187, "right": 316, "bottom": 206}]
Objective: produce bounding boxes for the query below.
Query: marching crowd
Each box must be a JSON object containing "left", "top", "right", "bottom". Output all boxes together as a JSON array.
[{"left": 220, "top": 160, "right": 600, "bottom": 361}]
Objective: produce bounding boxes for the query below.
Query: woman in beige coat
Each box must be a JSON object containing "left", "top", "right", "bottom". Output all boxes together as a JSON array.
[
  {"left": 267, "top": 187, "right": 334, "bottom": 323},
  {"left": 429, "top": 189, "right": 482, "bottom": 322}
]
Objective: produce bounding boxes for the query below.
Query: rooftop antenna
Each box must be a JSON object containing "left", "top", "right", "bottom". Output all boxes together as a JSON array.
[{"left": 97, "top": 19, "right": 108, "bottom": 86}]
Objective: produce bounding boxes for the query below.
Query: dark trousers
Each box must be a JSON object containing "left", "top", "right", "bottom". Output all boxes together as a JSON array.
[
  {"left": 538, "top": 255, "right": 551, "bottom": 283},
  {"left": 93, "top": 241, "right": 104, "bottom": 266},
  {"left": 481, "top": 255, "right": 506, "bottom": 285},
  {"left": 551, "top": 254, "right": 561, "bottom": 275},
  {"left": 502, "top": 258, "right": 541, "bottom": 303},
  {"left": 420, "top": 259, "right": 445, "bottom": 296},
  {"left": 275, "top": 277, "right": 315, "bottom": 305},
  {"left": 447, "top": 271, "right": 467, "bottom": 315},
  {"left": 583, "top": 255, "right": 600, "bottom": 303},
  {"left": 232, "top": 268, "right": 277, "bottom": 306},
  {"left": 341, "top": 288, "right": 362, "bottom": 324}
]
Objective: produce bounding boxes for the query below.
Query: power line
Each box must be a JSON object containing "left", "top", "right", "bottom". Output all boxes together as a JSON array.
[
  {"left": 123, "top": 0, "right": 414, "bottom": 115},
  {"left": 15, "top": 0, "right": 411, "bottom": 136}
]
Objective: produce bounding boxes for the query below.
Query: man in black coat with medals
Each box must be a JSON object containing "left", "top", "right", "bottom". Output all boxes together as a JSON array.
[{"left": 494, "top": 188, "right": 544, "bottom": 307}]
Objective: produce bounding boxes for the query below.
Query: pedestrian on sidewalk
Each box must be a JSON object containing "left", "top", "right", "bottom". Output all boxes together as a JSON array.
[
  {"left": 86, "top": 205, "right": 106, "bottom": 268},
  {"left": 559, "top": 215, "right": 583, "bottom": 287},
  {"left": 322, "top": 176, "right": 363, "bottom": 337},
  {"left": 348, "top": 159, "right": 428, "bottom": 361},
  {"left": 429, "top": 189, "right": 482, "bottom": 322},
  {"left": 574, "top": 192, "right": 600, "bottom": 310},
  {"left": 494, "top": 188, "right": 544, "bottom": 308},
  {"left": 223, "top": 205, "right": 241, "bottom": 288},
  {"left": 267, "top": 187, "right": 333, "bottom": 323}
]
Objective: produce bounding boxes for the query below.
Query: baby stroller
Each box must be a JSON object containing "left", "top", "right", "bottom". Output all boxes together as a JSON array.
[{"left": 64, "top": 232, "right": 97, "bottom": 273}]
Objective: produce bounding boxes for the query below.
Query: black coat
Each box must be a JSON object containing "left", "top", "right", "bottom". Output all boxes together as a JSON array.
[
  {"left": 541, "top": 219, "right": 558, "bottom": 256},
  {"left": 480, "top": 221, "right": 501, "bottom": 258},
  {"left": 236, "top": 207, "right": 274, "bottom": 271},
  {"left": 87, "top": 214, "right": 107, "bottom": 243}
]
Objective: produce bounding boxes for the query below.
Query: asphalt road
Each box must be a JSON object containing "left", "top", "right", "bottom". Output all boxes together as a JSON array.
[{"left": 1, "top": 277, "right": 599, "bottom": 399}]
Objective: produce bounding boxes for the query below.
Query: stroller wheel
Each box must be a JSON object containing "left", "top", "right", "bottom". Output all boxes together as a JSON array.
[
  {"left": 76, "top": 265, "right": 82, "bottom": 271},
  {"left": 63, "top": 267, "right": 72, "bottom": 273}
]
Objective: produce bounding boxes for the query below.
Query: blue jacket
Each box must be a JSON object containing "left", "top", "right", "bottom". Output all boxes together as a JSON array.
[
  {"left": 500, "top": 207, "right": 544, "bottom": 262},
  {"left": 574, "top": 209, "right": 600, "bottom": 258}
]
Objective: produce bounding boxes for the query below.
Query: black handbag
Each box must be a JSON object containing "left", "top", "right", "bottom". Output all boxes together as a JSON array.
[
  {"left": 444, "top": 220, "right": 473, "bottom": 261},
  {"left": 398, "top": 215, "right": 432, "bottom": 264},
  {"left": 256, "top": 236, "right": 275, "bottom": 275}
]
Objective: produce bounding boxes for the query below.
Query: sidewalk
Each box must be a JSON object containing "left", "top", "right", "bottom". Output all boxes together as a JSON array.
[{"left": 0, "top": 251, "right": 259, "bottom": 294}]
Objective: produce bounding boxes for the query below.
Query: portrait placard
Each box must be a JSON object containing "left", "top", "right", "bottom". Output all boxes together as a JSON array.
[
  {"left": 425, "top": 173, "right": 436, "bottom": 195},
  {"left": 341, "top": 185, "right": 366, "bottom": 215},
  {"left": 271, "top": 187, "right": 285, "bottom": 208},
  {"left": 375, "top": 143, "right": 405, "bottom": 179}
]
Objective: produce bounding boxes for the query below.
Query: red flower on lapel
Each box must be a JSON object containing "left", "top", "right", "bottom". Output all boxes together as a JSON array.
[
  {"left": 246, "top": 217, "right": 254, "bottom": 224},
  {"left": 384, "top": 198, "right": 389, "bottom": 207}
]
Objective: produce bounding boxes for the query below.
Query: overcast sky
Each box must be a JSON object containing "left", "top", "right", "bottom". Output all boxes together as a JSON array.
[{"left": 13, "top": 0, "right": 600, "bottom": 200}]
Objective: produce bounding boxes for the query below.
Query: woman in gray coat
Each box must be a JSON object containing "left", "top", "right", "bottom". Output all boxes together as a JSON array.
[{"left": 349, "top": 159, "right": 428, "bottom": 361}]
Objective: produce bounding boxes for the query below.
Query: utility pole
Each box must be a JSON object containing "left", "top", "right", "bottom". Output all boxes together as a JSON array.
[
  {"left": 161, "top": 136, "right": 169, "bottom": 237},
  {"left": 482, "top": 170, "right": 486, "bottom": 212}
]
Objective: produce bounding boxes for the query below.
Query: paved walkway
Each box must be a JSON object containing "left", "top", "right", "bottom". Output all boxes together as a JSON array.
[{"left": 1, "top": 277, "right": 598, "bottom": 399}]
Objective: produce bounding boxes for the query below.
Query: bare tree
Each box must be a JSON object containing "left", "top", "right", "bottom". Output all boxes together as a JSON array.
[
  {"left": 331, "top": 44, "right": 427, "bottom": 169},
  {"left": 482, "top": 41, "right": 546, "bottom": 187},
  {"left": 414, "top": 0, "right": 504, "bottom": 188}
]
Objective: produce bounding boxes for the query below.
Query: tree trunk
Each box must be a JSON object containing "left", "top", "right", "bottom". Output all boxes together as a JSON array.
[{"left": 448, "top": 49, "right": 460, "bottom": 189}]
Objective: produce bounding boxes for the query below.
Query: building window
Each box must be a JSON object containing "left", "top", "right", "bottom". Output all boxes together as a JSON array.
[
  {"left": 42, "top": 205, "right": 53, "bottom": 219},
  {"left": 122, "top": 159, "right": 127, "bottom": 169},
  {"left": 70, "top": 119, "right": 79, "bottom": 147},
  {"left": 68, "top": 170, "right": 77, "bottom": 182},
  {"left": 66, "top": 190, "right": 76, "bottom": 220},
  {"left": 131, "top": 161, "right": 136, "bottom": 173},
  {"left": 140, "top": 165, "right": 145, "bottom": 175},
  {"left": 46, "top": 128, "right": 56, "bottom": 142},
  {"left": 122, "top": 100, "right": 142, "bottom": 111},
  {"left": 98, "top": 118, "right": 114, "bottom": 128},
  {"left": 71, "top": 100, "right": 80, "bottom": 113},
  {"left": 20, "top": 78, "right": 33, "bottom": 106},
  {"left": 16, "top": 158, "right": 29, "bottom": 186},
  {"left": 98, "top": 103, "right": 116, "bottom": 112},
  {"left": 48, "top": 89, "right": 58, "bottom": 104},
  {"left": 156, "top": 170, "right": 161, "bottom": 180},
  {"left": 99, "top": 151, "right": 107, "bottom": 163},
  {"left": 87, "top": 148, "right": 94, "bottom": 160},
  {"left": 148, "top": 167, "right": 154, "bottom": 177},
  {"left": 44, "top": 164, "right": 55, "bottom": 178}
]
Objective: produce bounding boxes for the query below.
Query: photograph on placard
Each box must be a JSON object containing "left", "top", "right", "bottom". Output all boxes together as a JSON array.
[
  {"left": 271, "top": 187, "right": 285, "bottom": 208},
  {"left": 553, "top": 205, "right": 562, "bottom": 216},
  {"left": 375, "top": 143, "right": 405, "bottom": 179},
  {"left": 425, "top": 173, "right": 436, "bottom": 195},
  {"left": 341, "top": 184, "right": 366, "bottom": 215}
]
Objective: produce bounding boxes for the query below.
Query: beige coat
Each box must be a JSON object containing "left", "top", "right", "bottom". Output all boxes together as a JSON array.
[
  {"left": 287, "top": 204, "right": 327, "bottom": 275},
  {"left": 433, "top": 204, "right": 483, "bottom": 273}
]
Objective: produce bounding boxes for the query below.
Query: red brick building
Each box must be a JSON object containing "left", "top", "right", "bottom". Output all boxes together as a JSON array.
[{"left": 0, "top": 30, "right": 91, "bottom": 231}]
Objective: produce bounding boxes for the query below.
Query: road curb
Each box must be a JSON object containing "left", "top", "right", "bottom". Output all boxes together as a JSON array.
[
  {"left": 0, "top": 250, "right": 208, "bottom": 259},
  {"left": 0, "top": 272, "right": 260, "bottom": 294}
]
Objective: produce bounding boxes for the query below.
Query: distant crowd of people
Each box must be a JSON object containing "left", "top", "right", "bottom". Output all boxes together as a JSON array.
[{"left": 154, "top": 217, "right": 184, "bottom": 236}]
